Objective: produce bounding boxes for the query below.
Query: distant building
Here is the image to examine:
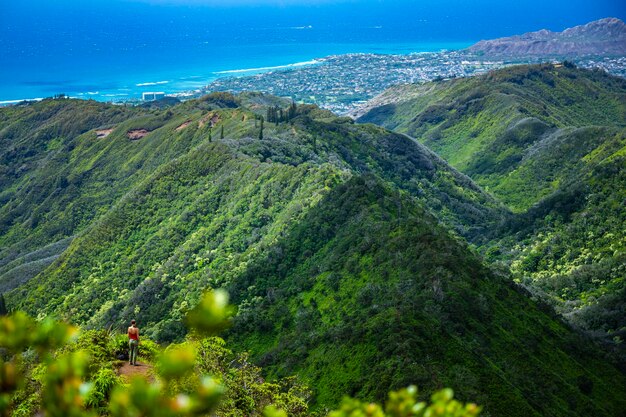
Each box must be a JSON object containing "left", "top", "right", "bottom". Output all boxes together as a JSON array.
[{"left": 142, "top": 92, "right": 166, "bottom": 101}]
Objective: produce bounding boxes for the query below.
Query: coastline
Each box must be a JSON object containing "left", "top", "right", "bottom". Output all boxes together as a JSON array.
[
  {"left": 3, "top": 51, "right": 626, "bottom": 112},
  {"left": 0, "top": 42, "right": 473, "bottom": 105},
  {"left": 213, "top": 59, "right": 322, "bottom": 75}
]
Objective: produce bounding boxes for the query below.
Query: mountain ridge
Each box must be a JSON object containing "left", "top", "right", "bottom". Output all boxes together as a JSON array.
[
  {"left": 0, "top": 96, "right": 507, "bottom": 298},
  {"left": 467, "top": 17, "right": 626, "bottom": 57},
  {"left": 356, "top": 63, "right": 626, "bottom": 347},
  {"left": 2, "top": 93, "right": 626, "bottom": 414}
]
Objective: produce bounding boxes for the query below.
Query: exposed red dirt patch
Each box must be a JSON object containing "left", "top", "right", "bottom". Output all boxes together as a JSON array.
[
  {"left": 176, "top": 120, "right": 192, "bottom": 131},
  {"left": 199, "top": 112, "right": 220, "bottom": 128},
  {"left": 96, "top": 128, "right": 114, "bottom": 138},
  {"left": 127, "top": 129, "right": 150, "bottom": 140}
]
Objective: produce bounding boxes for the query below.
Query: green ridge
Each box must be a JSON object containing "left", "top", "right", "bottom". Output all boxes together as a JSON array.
[
  {"left": 1, "top": 90, "right": 625, "bottom": 415},
  {"left": 357, "top": 64, "right": 626, "bottom": 344}
]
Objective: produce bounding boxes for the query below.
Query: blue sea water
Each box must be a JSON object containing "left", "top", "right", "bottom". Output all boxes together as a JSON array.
[
  {"left": 1, "top": 0, "right": 623, "bottom": 103},
  {"left": 0, "top": 40, "right": 471, "bottom": 104}
]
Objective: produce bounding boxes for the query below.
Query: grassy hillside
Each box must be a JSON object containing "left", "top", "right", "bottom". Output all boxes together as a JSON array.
[
  {"left": 358, "top": 64, "right": 623, "bottom": 200},
  {"left": 358, "top": 64, "right": 625, "bottom": 209},
  {"left": 0, "top": 96, "right": 503, "bottom": 294},
  {"left": 357, "top": 64, "right": 626, "bottom": 343},
  {"left": 1, "top": 95, "right": 626, "bottom": 415},
  {"left": 2, "top": 95, "right": 503, "bottom": 333},
  {"left": 227, "top": 175, "right": 626, "bottom": 416}
]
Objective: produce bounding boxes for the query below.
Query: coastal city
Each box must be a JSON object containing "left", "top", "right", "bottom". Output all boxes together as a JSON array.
[
  {"left": 201, "top": 51, "right": 503, "bottom": 114},
  {"left": 2, "top": 51, "right": 624, "bottom": 112},
  {"left": 192, "top": 52, "right": 626, "bottom": 114}
]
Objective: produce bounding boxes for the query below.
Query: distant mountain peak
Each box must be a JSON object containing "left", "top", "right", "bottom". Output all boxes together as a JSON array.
[{"left": 468, "top": 17, "right": 626, "bottom": 57}]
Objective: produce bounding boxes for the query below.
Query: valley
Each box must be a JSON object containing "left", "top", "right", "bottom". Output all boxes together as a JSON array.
[{"left": 356, "top": 63, "right": 626, "bottom": 350}]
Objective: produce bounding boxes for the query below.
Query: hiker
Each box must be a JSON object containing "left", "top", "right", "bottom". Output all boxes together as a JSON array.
[{"left": 128, "top": 319, "right": 140, "bottom": 366}]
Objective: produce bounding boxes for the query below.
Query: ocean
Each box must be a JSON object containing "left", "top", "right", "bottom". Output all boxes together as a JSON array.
[
  {"left": 0, "top": 40, "right": 471, "bottom": 104},
  {"left": 1, "top": 0, "right": 621, "bottom": 104}
]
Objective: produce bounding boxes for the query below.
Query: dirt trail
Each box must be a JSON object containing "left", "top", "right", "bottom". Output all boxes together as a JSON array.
[{"left": 118, "top": 361, "right": 156, "bottom": 382}]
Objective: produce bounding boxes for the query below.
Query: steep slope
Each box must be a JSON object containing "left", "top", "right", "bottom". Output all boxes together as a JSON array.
[
  {"left": 3, "top": 96, "right": 503, "bottom": 328},
  {"left": 0, "top": 98, "right": 216, "bottom": 291},
  {"left": 0, "top": 100, "right": 145, "bottom": 290},
  {"left": 358, "top": 64, "right": 625, "bottom": 210},
  {"left": 357, "top": 64, "right": 626, "bottom": 341},
  {"left": 0, "top": 97, "right": 504, "bottom": 294},
  {"left": 493, "top": 132, "right": 626, "bottom": 341},
  {"left": 2, "top": 96, "right": 626, "bottom": 415},
  {"left": 226, "top": 175, "right": 626, "bottom": 416}
]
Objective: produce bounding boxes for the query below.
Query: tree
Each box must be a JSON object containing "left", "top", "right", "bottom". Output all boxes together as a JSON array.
[
  {"left": 0, "top": 293, "right": 7, "bottom": 315},
  {"left": 288, "top": 101, "right": 297, "bottom": 120},
  {"left": 220, "top": 125, "right": 224, "bottom": 140},
  {"left": 266, "top": 103, "right": 297, "bottom": 124},
  {"left": 259, "top": 117, "right": 264, "bottom": 140}
]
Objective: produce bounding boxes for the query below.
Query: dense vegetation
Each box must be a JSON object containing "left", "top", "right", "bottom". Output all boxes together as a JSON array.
[
  {"left": 0, "top": 94, "right": 501, "bottom": 299},
  {"left": 357, "top": 64, "right": 626, "bottom": 346},
  {"left": 1, "top": 290, "right": 480, "bottom": 417},
  {"left": 0, "top": 79, "right": 625, "bottom": 416}
]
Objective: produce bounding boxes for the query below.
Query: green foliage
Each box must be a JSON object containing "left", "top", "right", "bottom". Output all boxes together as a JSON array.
[
  {"left": 158, "top": 344, "right": 198, "bottom": 381},
  {"left": 41, "top": 350, "right": 94, "bottom": 417},
  {"left": 186, "top": 289, "right": 235, "bottom": 336},
  {"left": 109, "top": 333, "right": 131, "bottom": 358},
  {"left": 109, "top": 376, "right": 222, "bottom": 417},
  {"left": 328, "top": 386, "right": 480, "bottom": 417},
  {"left": 266, "top": 102, "right": 298, "bottom": 124},
  {"left": 357, "top": 64, "right": 626, "bottom": 345},
  {"left": 0, "top": 357, "right": 20, "bottom": 415},
  {"left": 259, "top": 117, "right": 264, "bottom": 140},
  {"left": 199, "top": 92, "right": 241, "bottom": 109},
  {"left": 0, "top": 291, "right": 231, "bottom": 416},
  {"left": 0, "top": 294, "right": 7, "bottom": 316},
  {"left": 0, "top": 311, "right": 76, "bottom": 355},
  {"left": 0, "top": 290, "right": 320, "bottom": 417},
  {"left": 84, "top": 368, "right": 120, "bottom": 410},
  {"left": 224, "top": 175, "right": 626, "bottom": 415},
  {"left": 193, "top": 337, "right": 311, "bottom": 417},
  {"left": 139, "top": 338, "right": 161, "bottom": 362},
  {"left": 0, "top": 291, "right": 469, "bottom": 417},
  {"left": 2, "top": 86, "right": 626, "bottom": 416},
  {"left": 358, "top": 64, "right": 625, "bottom": 209}
]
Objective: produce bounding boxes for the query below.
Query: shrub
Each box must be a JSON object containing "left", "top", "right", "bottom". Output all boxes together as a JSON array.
[
  {"left": 84, "top": 367, "right": 120, "bottom": 410},
  {"left": 138, "top": 339, "right": 160, "bottom": 362},
  {"left": 108, "top": 333, "right": 130, "bottom": 360}
]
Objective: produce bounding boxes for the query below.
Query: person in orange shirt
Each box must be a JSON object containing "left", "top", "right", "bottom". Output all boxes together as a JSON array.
[{"left": 128, "top": 319, "right": 140, "bottom": 366}]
